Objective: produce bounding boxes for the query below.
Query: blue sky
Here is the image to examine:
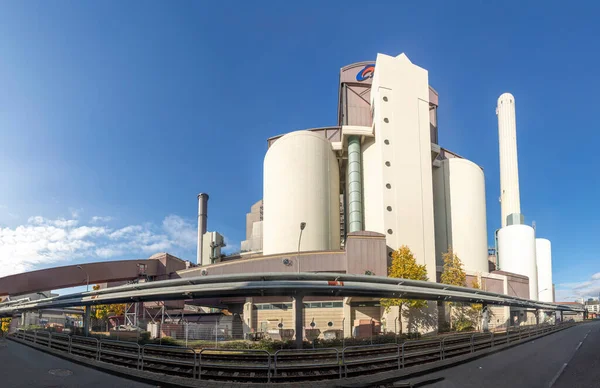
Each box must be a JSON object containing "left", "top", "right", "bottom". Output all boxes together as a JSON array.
[{"left": 0, "top": 2, "right": 598, "bottom": 300}]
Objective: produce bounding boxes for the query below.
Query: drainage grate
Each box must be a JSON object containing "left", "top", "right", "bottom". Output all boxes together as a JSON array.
[{"left": 48, "top": 369, "right": 73, "bottom": 377}]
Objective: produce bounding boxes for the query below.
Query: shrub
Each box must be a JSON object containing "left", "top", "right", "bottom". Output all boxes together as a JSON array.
[
  {"left": 140, "top": 336, "right": 181, "bottom": 346},
  {"left": 455, "top": 317, "right": 475, "bottom": 332}
]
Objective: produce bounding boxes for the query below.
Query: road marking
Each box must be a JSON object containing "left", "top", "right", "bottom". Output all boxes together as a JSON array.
[
  {"left": 549, "top": 332, "right": 588, "bottom": 388},
  {"left": 549, "top": 363, "right": 568, "bottom": 387}
]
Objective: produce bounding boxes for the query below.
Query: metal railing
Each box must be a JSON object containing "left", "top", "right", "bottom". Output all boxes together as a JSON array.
[
  {"left": 401, "top": 339, "right": 442, "bottom": 369},
  {"left": 343, "top": 343, "right": 400, "bottom": 377},
  {"left": 142, "top": 344, "right": 197, "bottom": 378},
  {"left": 274, "top": 347, "right": 340, "bottom": 379},
  {"left": 99, "top": 339, "right": 141, "bottom": 370},
  {"left": 9, "top": 323, "right": 574, "bottom": 383},
  {"left": 199, "top": 348, "right": 271, "bottom": 383},
  {"left": 70, "top": 335, "right": 99, "bottom": 359}
]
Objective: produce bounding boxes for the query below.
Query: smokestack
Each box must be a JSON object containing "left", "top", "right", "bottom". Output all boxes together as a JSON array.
[
  {"left": 197, "top": 193, "right": 209, "bottom": 265},
  {"left": 496, "top": 93, "right": 522, "bottom": 227}
]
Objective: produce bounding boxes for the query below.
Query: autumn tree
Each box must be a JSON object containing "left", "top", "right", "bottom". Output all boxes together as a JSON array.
[
  {"left": 0, "top": 317, "right": 11, "bottom": 334},
  {"left": 469, "top": 278, "right": 483, "bottom": 330},
  {"left": 381, "top": 245, "right": 428, "bottom": 334},
  {"left": 90, "top": 284, "right": 126, "bottom": 331},
  {"left": 440, "top": 247, "right": 466, "bottom": 287},
  {"left": 440, "top": 247, "right": 467, "bottom": 330}
]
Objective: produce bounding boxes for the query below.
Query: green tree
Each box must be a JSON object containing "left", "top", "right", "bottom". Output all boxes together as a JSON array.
[
  {"left": 381, "top": 245, "right": 428, "bottom": 334},
  {"left": 440, "top": 247, "right": 467, "bottom": 330}
]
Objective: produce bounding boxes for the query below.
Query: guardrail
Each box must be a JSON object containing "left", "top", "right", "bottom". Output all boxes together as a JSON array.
[
  {"left": 142, "top": 344, "right": 197, "bottom": 378},
  {"left": 10, "top": 323, "right": 574, "bottom": 383},
  {"left": 274, "top": 347, "right": 341, "bottom": 379},
  {"left": 99, "top": 339, "right": 141, "bottom": 370},
  {"left": 199, "top": 348, "right": 271, "bottom": 383},
  {"left": 343, "top": 343, "right": 400, "bottom": 377}
]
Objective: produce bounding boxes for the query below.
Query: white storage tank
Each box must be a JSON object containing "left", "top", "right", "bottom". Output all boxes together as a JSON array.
[
  {"left": 536, "top": 238, "right": 553, "bottom": 302},
  {"left": 497, "top": 225, "right": 538, "bottom": 300},
  {"left": 433, "top": 158, "right": 489, "bottom": 274},
  {"left": 263, "top": 131, "right": 340, "bottom": 255}
]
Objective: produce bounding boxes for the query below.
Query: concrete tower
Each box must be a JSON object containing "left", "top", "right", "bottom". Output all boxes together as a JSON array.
[
  {"left": 362, "top": 53, "right": 436, "bottom": 277},
  {"left": 197, "top": 193, "right": 209, "bottom": 264},
  {"left": 496, "top": 93, "right": 522, "bottom": 227}
]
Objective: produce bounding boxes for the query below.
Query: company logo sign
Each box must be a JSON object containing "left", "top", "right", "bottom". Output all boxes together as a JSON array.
[{"left": 356, "top": 64, "right": 375, "bottom": 81}]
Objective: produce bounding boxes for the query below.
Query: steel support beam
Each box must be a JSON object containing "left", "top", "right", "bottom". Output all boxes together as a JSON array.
[
  {"left": 294, "top": 295, "right": 304, "bottom": 349},
  {"left": 83, "top": 306, "right": 91, "bottom": 337}
]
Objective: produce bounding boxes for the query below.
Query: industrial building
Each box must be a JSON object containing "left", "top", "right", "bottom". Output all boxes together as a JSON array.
[
  {"left": 0, "top": 52, "right": 558, "bottom": 340},
  {"left": 183, "top": 52, "right": 556, "bottom": 336}
]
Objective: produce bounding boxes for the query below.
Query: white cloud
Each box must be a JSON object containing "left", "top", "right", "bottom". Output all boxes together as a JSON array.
[
  {"left": 0, "top": 213, "right": 201, "bottom": 278},
  {"left": 27, "top": 216, "right": 79, "bottom": 228},
  {"left": 109, "top": 225, "right": 144, "bottom": 239},
  {"left": 221, "top": 235, "right": 239, "bottom": 255},
  {"left": 95, "top": 247, "right": 123, "bottom": 258},
  {"left": 70, "top": 226, "right": 109, "bottom": 240},
  {"left": 163, "top": 215, "right": 197, "bottom": 248},
  {"left": 90, "top": 216, "right": 113, "bottom": 224},
  {"left": 556, "top": 272, "right": 600, "bottom": 302},
  {"left": 69, "top": 208, "right": 83, "bottom": 219}
]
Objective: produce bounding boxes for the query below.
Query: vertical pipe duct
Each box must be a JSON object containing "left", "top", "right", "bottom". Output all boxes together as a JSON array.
[
  {"left": 197, "top": 193, "right": 209, "bottom": 265},
  {"left": 347, "top": 135, "right": 363, "bottom": 232},
  {"left": 496, "top": 93, "right": 521, "bottom": 227}
]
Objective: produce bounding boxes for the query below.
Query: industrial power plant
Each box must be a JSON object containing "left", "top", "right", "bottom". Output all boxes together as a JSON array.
[
  {"left": 185, "top": 52, "right": 555, "bottom": 334},
  {"left": 0, "top": 52, "right": 559, "bottom": 340}
]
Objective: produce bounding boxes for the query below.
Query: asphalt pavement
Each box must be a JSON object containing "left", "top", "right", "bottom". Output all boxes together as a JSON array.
[
  {"left": 553, "top": 320, "right": 600, "bottom": 388},
  {"left": 392, "top": 320, "right": 600, "bottom": 388},
  {"left": 0, "top": 338, "right": 154, "bottom": 388}
]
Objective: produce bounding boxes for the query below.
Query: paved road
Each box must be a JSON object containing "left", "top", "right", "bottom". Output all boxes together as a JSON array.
[
  {"left": 0, "top": 339, "right": 154, "bottom": 388},
  {"left": 553, "top": 320, "right": 600, "bottom": 388},
  {"left": 392, "top": 321, "right": 600, "bottom": 388}
]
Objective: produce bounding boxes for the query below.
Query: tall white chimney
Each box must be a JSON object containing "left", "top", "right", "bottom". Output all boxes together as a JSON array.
[
  {"left": 197, "top": 193, "right": 209, "bottom": 264},
  {"left": 496, "top": 93, "right": 522, "bottom": 227}
]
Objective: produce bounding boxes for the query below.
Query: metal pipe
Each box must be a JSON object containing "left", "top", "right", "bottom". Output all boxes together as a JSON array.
[
  {"left": 347, "top": 136, "right": 363, "bottom": 232},
  {"left": 197, "top": 193, "right": 209, "bottom": 265},
  {"left": 0, "top": 273, "right": 583, "bottom": 315}
]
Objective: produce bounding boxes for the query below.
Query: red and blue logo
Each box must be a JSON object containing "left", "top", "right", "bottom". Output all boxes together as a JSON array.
[{"left": 356, "top": 64, "right": 375, "bottom": 81}]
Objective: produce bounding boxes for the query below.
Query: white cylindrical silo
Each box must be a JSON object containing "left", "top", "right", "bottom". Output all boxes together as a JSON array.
[
  {"left": 263, "top": 131, "right": 340, "bottom": 255},
  {"left": 432, "top": 158, "right": 488, "bottom": 273},
  {"left": 498, "top": 225, "right": 538, "bottom": 300},
  {"left": 536, "top": 238, "right": 553, "bottom": 302},
  {"left": 497, "top": 93, "right": 521, "bottom": 227}
]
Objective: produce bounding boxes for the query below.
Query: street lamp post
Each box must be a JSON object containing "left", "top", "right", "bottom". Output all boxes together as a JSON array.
[
  {"left": 297, "top": 222, "right": 306, "bottom": 274},
  {"left": 77, "top": 265, "right": 89, "bottom": 292}
]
